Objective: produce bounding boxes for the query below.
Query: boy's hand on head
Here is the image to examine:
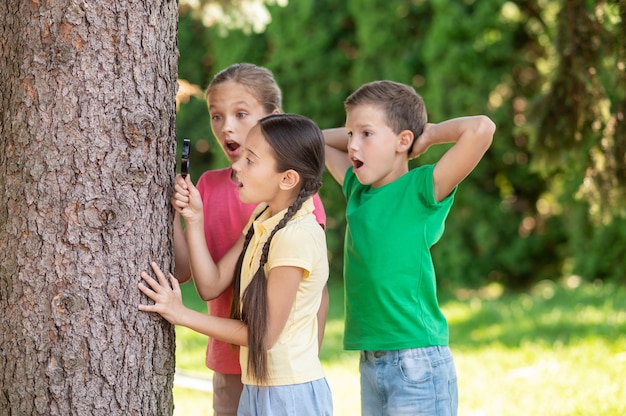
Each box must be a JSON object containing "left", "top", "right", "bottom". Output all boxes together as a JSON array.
[
  {"left": 138, "top": 262, "right": 185, "bottom": 325},
  {"left": 409, "top": 123, "right": 434, "bottom": 160},
  {"left": 171, "top": 174, "right": 204, "bottom": 224}
]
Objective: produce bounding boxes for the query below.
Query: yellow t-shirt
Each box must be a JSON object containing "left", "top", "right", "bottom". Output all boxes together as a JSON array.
[{"left": 239, "top": 198, "right": 328, "bottom": 386}]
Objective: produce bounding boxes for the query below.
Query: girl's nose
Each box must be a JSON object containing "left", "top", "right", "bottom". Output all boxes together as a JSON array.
[
  {"left": 232, "top": 157, "right": 242, "bottom": 173},
  {"left": 221, "top": 117, "right": 234, "bottom": 133}
]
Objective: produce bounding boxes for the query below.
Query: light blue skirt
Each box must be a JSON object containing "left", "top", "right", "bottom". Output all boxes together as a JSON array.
[{"left": 238, "top": 377, "right": 333, "bottom": 415}]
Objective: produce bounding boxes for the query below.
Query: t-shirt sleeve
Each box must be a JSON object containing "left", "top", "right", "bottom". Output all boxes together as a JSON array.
[
  {"left": 267, "top": 225, "right": 319, "bottom": 279},
  {"left": 411, "top": 164, "right": 456, "bottom": 208}
]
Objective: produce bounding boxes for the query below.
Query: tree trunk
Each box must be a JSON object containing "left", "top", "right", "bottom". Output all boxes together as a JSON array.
[{"left": 0, "top": 1, "right": 178, "bottom": 414}]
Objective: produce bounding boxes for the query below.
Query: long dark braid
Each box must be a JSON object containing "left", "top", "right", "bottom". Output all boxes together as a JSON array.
[
  {"left": 228, "top": 113, "right": 324, "bottom": 383},
  {"left": 242, "top": 183, "right": 319, "bottom": 383},
  {"left": 229, "top": 206, "right": 269, "bottom": 323}
]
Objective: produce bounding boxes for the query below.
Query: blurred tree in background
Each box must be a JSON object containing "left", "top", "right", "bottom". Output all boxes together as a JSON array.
[{"left": 175, "top": 0, "right": 626, "bottom": 291}]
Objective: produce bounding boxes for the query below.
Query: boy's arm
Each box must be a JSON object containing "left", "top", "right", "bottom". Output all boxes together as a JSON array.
[
  {"left": 413, "top": 116, "right": 495, "bottom": 202},
  {"left": 322, "top": 127, "right": 352, "bottom": 186}
]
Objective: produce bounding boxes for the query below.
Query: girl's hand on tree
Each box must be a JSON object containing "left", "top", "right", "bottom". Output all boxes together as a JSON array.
[
  {"left": 138, "top": 262, "right": 185, "bottom": 325},
  {"left": 171, "top": 174, "right": 204, "bottom": 224}
]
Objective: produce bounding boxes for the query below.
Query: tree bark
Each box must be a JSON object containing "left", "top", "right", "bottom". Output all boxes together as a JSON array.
[{"left": 0, "top": 0, "right": 178, "bottom": 414}]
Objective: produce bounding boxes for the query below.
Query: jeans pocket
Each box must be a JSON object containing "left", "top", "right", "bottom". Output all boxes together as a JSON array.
[{"left": 398, "top": 355, "right": 433, "bottom": 384}]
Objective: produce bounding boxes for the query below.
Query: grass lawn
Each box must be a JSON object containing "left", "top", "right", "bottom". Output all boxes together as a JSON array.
[{"left": 173, "top": 277, "right": 626, "bottom": 416}]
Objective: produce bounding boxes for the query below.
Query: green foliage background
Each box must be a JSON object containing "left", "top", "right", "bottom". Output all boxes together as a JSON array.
[{"left": 176, "top": 0, "right": 626, "bottom": 291}]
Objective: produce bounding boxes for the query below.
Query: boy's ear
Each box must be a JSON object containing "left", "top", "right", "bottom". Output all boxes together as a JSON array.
[
  {"left": 280, "top": 169, "right": 300, "bottom": 191},
  {"left": 396, "top": 130, "right": 414, "bottom": 153}
]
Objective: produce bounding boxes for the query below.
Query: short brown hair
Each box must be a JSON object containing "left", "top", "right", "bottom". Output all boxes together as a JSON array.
[{"left": 345, "top": 80, "right": 427, "bottom": 143}]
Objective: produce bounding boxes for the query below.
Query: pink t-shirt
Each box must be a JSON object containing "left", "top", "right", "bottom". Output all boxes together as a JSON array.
[{"left": 196, "top": 167, "right": 326, "bottom": 374}]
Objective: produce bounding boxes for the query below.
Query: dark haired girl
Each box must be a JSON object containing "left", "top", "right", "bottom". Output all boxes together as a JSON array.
[
  {"left": 172, "top": 63, "right": 327, "bottom": 416},
  {"left": 139, "top": 113, "right": 333, "bottom": 415}
]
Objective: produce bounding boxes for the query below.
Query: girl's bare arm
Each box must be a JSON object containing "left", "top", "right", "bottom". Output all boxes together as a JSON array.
[
  {"left": 138, "top": 262, "right": 249, "bottom": 345},
  {"left": 172, "top": 174, "right": 241, "bottom": 300}
]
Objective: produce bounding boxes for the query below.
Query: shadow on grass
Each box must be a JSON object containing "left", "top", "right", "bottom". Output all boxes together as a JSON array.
[{"left": 443, "top": 279, "right": 626, "bottom": 350}]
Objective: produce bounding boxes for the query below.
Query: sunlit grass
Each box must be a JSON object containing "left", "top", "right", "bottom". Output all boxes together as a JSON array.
[
  {"left": 455, "top": 338, "right": 626, "bottom": 416},
  {"left": 172, "top": 386, "right": 212, "bottom": 415},
  {"left": 446, "top": 278, "right": 626, "bottom": 416},
  {"left": 174, "top": 278, "right": 626, "bottom": 416}
]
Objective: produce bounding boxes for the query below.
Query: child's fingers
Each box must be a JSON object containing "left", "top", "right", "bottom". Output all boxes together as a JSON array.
[
  {"left": 169, "top": 273, "right": 181, "bottom": 293},
  {"left": 175, "top": 174, "right": 189, "bottom": 189},
  {"left": 149, "top": 262, "right": 170, "bottom": 287},
  {"left": 173, "top": 180, "right": 190, "bottom": 196},
  {"left": 138, "top": 263, "right": 173, "bottom": 296},
  {"left": 137, "top": 295, "right": 157, "bottom": 312},
  {"left": 137, "top": 277, "right": 159, "bottom": 312},
  {"left": 172, "top": 190, "right": 189, "bottom": 204},
  {"left": 137, "top": 303, "right": 152, "bottom": 312},
  {"left": 172, "top": 191, "right": 190, "bottom": 205},
  {"left": 137, "top": 279, "right": 156, "bottom": 299},
  {"left": 139, "top": 270, "right": 162, "bottom": 293},
  {"left": 186, "top": 177, "right": 202, "bottom": 199}
]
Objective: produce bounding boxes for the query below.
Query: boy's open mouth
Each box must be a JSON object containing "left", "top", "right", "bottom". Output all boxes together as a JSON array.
[{"left": 351, "top": 157, "right": 364, "bottom": 169}]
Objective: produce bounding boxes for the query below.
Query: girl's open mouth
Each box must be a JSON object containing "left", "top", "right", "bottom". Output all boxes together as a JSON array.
[{"left": 226, "top": 140, "right": 240, "bottom": 152}]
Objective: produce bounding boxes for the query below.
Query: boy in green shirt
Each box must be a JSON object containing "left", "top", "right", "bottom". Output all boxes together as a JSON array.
[{"left": 324, "top": 80, "right": 496, "bottom": 415}]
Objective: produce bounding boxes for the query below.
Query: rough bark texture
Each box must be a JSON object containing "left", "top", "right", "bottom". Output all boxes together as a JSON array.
[{"left": 0, "top": 0, "right": 179, "bottom": 414}]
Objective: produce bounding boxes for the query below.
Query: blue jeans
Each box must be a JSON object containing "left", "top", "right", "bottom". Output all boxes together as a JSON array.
[{"left": 360, "top": 346, "right": 458, "bottom": 416}]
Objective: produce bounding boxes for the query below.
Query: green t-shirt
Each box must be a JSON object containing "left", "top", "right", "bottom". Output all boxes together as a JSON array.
[{"left": 342, "top": 165, "right": 456, "bottom": 350}]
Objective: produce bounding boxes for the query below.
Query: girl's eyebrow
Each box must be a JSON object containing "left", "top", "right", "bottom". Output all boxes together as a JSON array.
[
  {"left": 209, "top": 100, "right": 252, "bottom": 110},
  {"left": 245, "top": 147, "right": 260, "bottom": 159}
]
